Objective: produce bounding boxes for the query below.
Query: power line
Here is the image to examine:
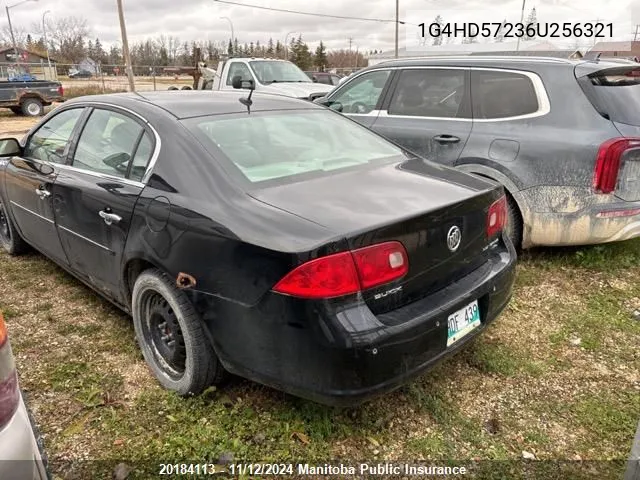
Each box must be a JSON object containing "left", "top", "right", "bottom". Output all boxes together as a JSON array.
[{"left": 211, "top": 0, "right": 412, "bottom": 25}]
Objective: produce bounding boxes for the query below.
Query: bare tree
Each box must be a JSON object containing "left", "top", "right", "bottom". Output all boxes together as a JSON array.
[
  {"left": 1, "top": 23, "right": 29, "bottom": 48},
  {"left": 31, "top": 16, "right": 90, "bottom": 61}
]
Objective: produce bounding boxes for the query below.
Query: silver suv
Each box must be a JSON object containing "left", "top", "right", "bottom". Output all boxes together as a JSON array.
[
  {"left": 317, "top": 57, "right": 640, "bottom": 249},
  {"left": 0, "top": 312, "right": 48, "bottom": 479}
]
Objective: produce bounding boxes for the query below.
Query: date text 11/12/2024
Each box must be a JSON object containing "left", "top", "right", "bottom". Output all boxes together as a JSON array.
[{"left": 419, "top": 22, "right": 614, "bottom": 40}]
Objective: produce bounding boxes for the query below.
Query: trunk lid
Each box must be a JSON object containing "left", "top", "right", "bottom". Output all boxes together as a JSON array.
[{"left": 251, "top": 158, "right": 503, "bottom": 315}]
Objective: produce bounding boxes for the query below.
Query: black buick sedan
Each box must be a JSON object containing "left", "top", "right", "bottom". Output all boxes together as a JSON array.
[{"left": 0, "top": 91, "right": 516, "bottom": 406}]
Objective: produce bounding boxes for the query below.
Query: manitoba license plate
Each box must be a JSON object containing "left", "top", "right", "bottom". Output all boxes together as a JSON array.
[{"left": 447, "top": 300, "right": 481, "bottom": 347}]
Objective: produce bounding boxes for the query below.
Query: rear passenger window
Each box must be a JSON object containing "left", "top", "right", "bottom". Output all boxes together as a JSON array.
[
  {"left": 129, "top": 133, "right": 153, "bottom": 182},
  {"left": 472, "top": 71, "right": 540, "bottom": 119},
  {"left": 72, "top": 109, "right": 152, "bottom": 181},
  {"left": 388, "top": 69, "right": 469, "bottom": 118}
]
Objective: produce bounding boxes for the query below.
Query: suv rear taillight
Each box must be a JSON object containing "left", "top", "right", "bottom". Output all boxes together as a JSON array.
[
  {"left": 273, "top": 241, "right": 409, "bottom": 299},
  {"left": 593, "top": 138, "right": 640, "bottom": 194},
  {"left": 0, "top": 313, "right": 19, "bottom": 430},
  {"left": 487, "top": 196, "right": 507, "bottom": 239}
]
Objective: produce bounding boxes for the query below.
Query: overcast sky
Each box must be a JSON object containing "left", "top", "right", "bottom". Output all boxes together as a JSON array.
[{"left": 5, "top": 0, "right": 640, "bottom": 52}]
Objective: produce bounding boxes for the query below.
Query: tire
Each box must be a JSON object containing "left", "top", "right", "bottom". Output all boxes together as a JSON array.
[
  {"left": 181, "top": 86, "right": 192, "bottom": 90},
  {"left": 504, "top": 194, "right": 523, "bottom": 250},
  {"left": 132, "top": 269, "right": 225, "bottom": 395},
  {"left": 21, "top": 98, "right": 44, "bottom": 117},
  {"left": 0, "top": 198, "right": 28, "bottom": 255},
  {"left": 9, "top": 107, "right": 22, "bottom": 115},
  {"left": 168, "top": 86, "right": 179, "bottom": 91}
]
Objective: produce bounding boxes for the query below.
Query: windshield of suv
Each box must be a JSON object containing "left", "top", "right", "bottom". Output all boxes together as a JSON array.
[
  {"left": 581, "top": 66, "right": 640, "bottom": 126},
  {"left": 183, "top": 110, "right": 404, "bottom": 186},
  {"left": 249, "top": 61, "right": 312, "bottom": 84}
]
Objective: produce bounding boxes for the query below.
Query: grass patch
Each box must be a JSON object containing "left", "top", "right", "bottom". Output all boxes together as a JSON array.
[
  {"left": 550, "top": 289, "right": 640, "bottom": 354},
  {"left": 467, "top": 341, "right": 544, "bottom": 377},
  {"left": 0, "top": 238, "right": 638, "bottom": 478},
  {"left": 571, "top": 392, "right": 640, "bottom": 447},
  {"left": 64, "top": 86, "right": 127, "bottom": 99}
]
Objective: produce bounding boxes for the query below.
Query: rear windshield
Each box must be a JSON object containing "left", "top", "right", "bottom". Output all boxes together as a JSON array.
[
  {"left": 183, "top": 110, "right": 404, "bottom": 186},
  {"left": 580, "top": 66, "right": 640, "bottom": 126}
]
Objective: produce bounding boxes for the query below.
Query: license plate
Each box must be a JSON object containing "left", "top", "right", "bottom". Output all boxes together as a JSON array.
[{"left": 447, "top": 300, "right": 481, "bottom": 347}]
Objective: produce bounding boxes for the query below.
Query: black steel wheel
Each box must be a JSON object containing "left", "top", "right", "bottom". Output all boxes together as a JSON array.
[
  {"left": 132, "top": 269, "right": 226, "bottom": 395},
  {"left": 0, "top": 199, "right": 28, "bottom": 255}
]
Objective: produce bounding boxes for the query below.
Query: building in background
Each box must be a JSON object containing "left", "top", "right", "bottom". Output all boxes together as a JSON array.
[
  {"left": 584, "top": 41, "right": 640, "bottom": 61},
  {"left": 0, "top": 47, "right": 58, "bottom": 80}
]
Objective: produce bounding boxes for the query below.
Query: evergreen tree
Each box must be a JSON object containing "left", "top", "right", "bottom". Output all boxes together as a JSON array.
[
  {"left": 314, "top": 41, "right": 327, "bottom": 70},
  {"left": 275, "top": 40, "right": 283, "bottom": 59},
  {"left": 432, "top": 15, "right": 444, "bottom": 46},
  {"left": 525, "top": 7, "right": 537, "bottom": 40},
  {"left": 266, "top": 38, "right": 274, "bottom": 57},
  {"left": 495, "top": 19, "right": 507, "bottom": 43},
  {"left": 228, "top": 40, "right": 233, "bottom": 56},
  {"left": 292, "top": 35, "right": 312, "bottom": 70},
  {"left": 94, "top": 38, "right": 105, "bottom": 63},
  {"left": 159, "top": 46, "right": 169, "bottom": 66}
]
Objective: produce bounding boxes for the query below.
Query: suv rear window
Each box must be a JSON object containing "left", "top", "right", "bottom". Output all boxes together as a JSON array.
[
  {"left": 471, "top": 70, "right": 540, "bottom": 119},
  {"left": 579, "top": 66, "right": 640, "bottom": 126}
]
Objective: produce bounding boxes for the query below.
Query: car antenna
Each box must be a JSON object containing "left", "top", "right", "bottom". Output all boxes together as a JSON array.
[{"left": 239, "top": 80, "right": 255, "bottom": 114}]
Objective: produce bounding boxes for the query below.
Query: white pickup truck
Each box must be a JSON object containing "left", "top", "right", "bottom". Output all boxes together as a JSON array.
[{"left": 166, "top": 57, "right": 331, "bottom": 101}]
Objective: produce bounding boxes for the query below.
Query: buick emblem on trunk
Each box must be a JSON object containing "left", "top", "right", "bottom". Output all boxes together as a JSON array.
[{"left": 447, "top": 226, "right": 462, "bottom": 252}]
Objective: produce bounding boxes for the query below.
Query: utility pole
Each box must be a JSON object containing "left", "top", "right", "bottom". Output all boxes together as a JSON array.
[
  {"left": 635, "top": 24, "right": 639, "bottom": 42},
  {"left": 116, "top": 0, "right": 135, "bottom": 92},
  {"left": 42, "top": 10, "right": 52, "bottom": 76},
  {"left": 348, "top": 37, "right": 353, "bottom": 52},
  {"left": 394, "top": 0, "right": 399, "bottom": 58},
  {"left": 516, "top": 0, "right": 526, "bottom": 51},
  {"left": 5, "top": 6, "right": 20, "bottom": 71}
]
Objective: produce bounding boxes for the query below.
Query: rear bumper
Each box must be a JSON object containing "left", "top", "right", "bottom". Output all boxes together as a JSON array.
[
  {"left": 0, "top": 395, "right": 48, "bottom": 480},
  {"left": 196, "top": 241, "right": 516, "bottom": 406},
  {"left": 524, "top": 199, "right": 640, "bottom": 248}
]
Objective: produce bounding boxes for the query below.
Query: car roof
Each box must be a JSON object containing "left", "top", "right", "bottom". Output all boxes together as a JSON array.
[
  {"left": 365, "top": 55, "right": 636, "bottom": 73},
  {"left": 65, "top": 91, "right": 323, "bottom": 119}
]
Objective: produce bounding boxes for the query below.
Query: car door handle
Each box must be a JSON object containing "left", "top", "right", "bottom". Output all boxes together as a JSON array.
[
  {"left": 433, "top": 135, "right": 461, "bottom": 144},
  {"left": 99, "top": 210, "right": 122, "bottom": 226},
  {"left": 34, "top": 187, "right": 51, "bottom": 199}
]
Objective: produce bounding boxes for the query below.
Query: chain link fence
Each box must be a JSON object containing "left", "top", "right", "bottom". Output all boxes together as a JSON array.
[{"left": 1, "top": 62, "right": 194, "bottom": 93}]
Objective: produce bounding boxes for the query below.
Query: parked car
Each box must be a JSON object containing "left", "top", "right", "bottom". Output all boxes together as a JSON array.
[
  {"left": 0, "top": 313, "right": 49, "bottom": 479},
  {"left": 315, "top": 57, "right": 640, "bottom": 249},
  {"left": 68, "top": 70, "right": 92, "bottom": 79},
  {"left": 0, "top": 80, "right": 64, "bottom": 116},
  {"left": 7, "top": 73, "right": 37, "bottom": 82},
  {"left": 0, "top": 91, "right": 515, "bottom": 406},
  {"left": 304, "top": 71, "right": 342, "bottom": 86}
]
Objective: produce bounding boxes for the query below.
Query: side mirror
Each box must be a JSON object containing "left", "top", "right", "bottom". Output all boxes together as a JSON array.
[
  {"left": 312, "top": 77, "right": 318, "bottom": 83},
  {"left": 232, "top": 76, "right": 255, "bottom": 90},
  {"left": 0, "top": 138, "right": 21, "bottom": 157}
]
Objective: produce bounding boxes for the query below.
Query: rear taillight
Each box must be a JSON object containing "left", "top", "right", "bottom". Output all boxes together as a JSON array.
[
  {"left": 487, "top": 196, "right": 507, "bottom": 239},
  {"left": 593, "top": 138, "right": 640, "bottom": 194},
  {"left": 0, "top": 313, "right": 19, "bottom": 430},
  {"left": 58, "top": 85, "right": 64, "bottom": 96},
  {"left": 273, "top": 241, "right": 409, "bottom": 299}
]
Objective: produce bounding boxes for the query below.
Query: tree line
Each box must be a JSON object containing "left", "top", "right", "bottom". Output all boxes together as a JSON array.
[{"left": 0, "top": 16, "right": 368, "bottom": 70}]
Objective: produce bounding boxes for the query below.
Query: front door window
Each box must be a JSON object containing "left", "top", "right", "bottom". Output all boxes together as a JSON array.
[{"left": 328, "top": 70, "right": 391, "bottom": 114}]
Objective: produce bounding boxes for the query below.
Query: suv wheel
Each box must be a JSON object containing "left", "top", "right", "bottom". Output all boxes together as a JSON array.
[{"left": 505, "top": 195, "right": 523, "bottom": 250}]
